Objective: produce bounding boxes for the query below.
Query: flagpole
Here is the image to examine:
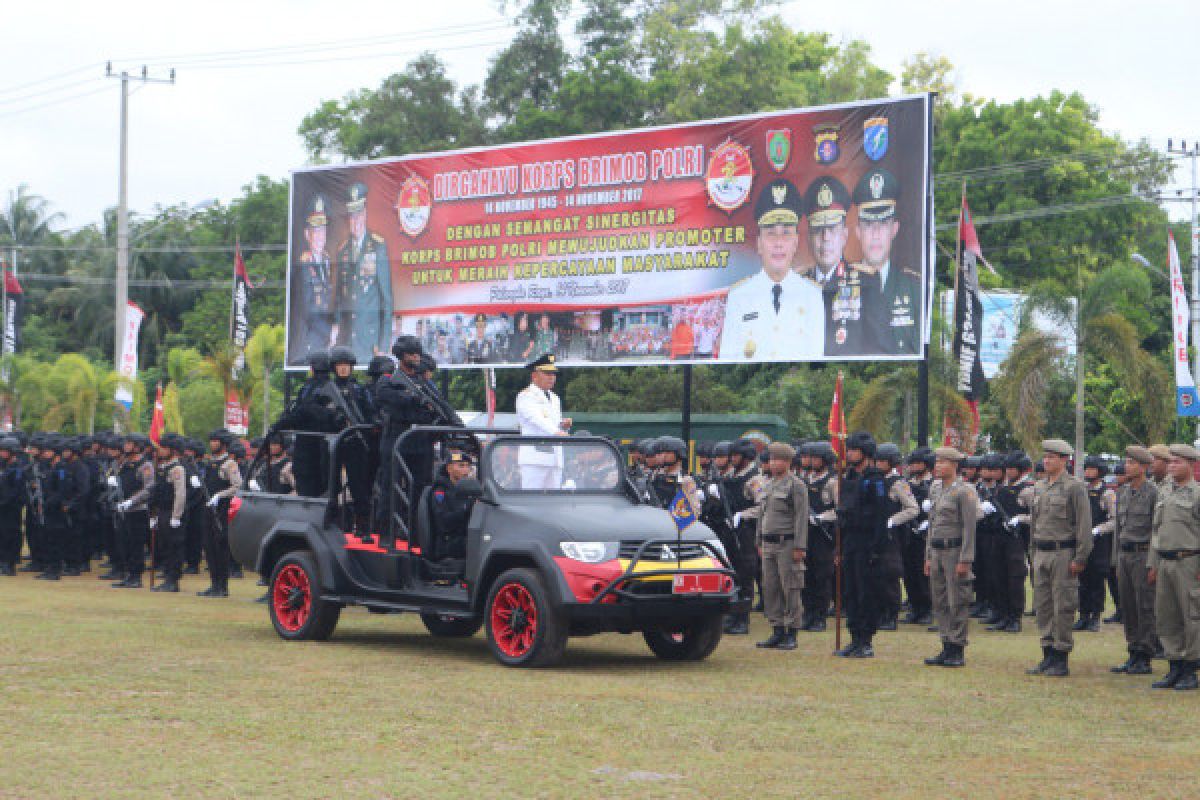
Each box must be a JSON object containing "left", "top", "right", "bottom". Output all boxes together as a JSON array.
[{"left": 831, "top": 370, "right": 846, "bottom": 654}]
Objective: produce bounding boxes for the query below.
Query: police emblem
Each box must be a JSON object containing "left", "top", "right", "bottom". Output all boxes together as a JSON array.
[
  {"left": 705, "top": 140, "right": 754, "bottom": 213},
  {"left": 813, "top": 123, "right": 840, "bottom": 164},
  {"left": 395, "top": 175, "right": 432, "bottom": 238},
  {"left": 863, "top": 116, "right": 889, "bottom": 161},
  {"left": 766, "top": 129, "right": 791, "bottom": 172}
]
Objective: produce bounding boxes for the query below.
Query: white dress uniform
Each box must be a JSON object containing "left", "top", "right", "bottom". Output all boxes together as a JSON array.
[
  {"left": 515, "top": 385, "right": 565, "bottom": 489},
  {"left": 719, "top": 269, "right": 824, "bottom": 362}
]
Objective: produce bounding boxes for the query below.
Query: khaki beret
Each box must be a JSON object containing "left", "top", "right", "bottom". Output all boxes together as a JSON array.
[
  {"left": 1149, "top": 444, "right": 1172, "bottom": 460},
  {"left": 934, "top": 446, "right": 964, "bottom": 462},
  {"left": 767, "top": 442, "right": 796, "bottom": 461},
  {"left": 1168, "top": 443, "right": 1200, "bottom": 461},
  {"left": 1124, "top": 445, "right": 1154, "bottom": 465},
  {"left": 1042, "top": 439, "right": 1074, "bottom": 457}
]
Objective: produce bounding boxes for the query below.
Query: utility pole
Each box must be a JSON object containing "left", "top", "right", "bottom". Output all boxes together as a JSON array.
[
  {"left": 1168, "top": 139, "right": 1200, "bottom": 444},
  {"left": 106, "top": 63, "right": 174, "bottom": 380}
]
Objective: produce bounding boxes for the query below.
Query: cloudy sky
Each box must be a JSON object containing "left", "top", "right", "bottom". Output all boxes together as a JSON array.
[{"left": 3, "top": 0, "right": 1196, "bottom": 230}]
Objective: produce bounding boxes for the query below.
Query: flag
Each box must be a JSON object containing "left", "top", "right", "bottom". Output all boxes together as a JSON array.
[
  {"left": 669, "top": 486, "right": 697, "bottom": 532},
  {"left": 230, "top": 241, "right": 250, "bottom": 379},
  {"left": 224, "top": 387, "right": 248, "bottom": 435},
  {"left": 946, "top": 191, "right": 988, "bottom": 448},
  {"left": 115, "top": 301, "right": 145, "bottom": 411},
  {"left": 149, "top": 384, "right": 165, "bottom": 445},
  {"left": 485, "top": 367, "right": 497, "bottom": 426},
  {"left": 1167, "top": 232, "right": 1200, "bottom": 416},
  {"left": 827, "top": 370, "right": 847, "bottom": 464},
  {"left": 3, "top": 267, "right": 23, "bottom": 360}
]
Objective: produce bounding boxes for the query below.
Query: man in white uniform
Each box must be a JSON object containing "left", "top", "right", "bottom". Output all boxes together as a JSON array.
[
  {"left": 720, "top": 178, "right": 824, "bottom": 362},
  {"left": 515, "top": 353, "right": 571, "bottom": 489}
]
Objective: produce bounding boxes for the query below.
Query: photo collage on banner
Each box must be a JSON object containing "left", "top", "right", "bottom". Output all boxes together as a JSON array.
[{"left": 285, "top": 95, "right": 933, "bottom": 369}]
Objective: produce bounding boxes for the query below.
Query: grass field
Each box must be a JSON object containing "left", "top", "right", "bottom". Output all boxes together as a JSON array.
[{"left": 0, "top": 571, "right": 1194, "bottom": 800}]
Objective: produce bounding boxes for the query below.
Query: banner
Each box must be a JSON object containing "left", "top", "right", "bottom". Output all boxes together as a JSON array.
[
  {"left": 114, "top": 301, "right": 144, "bottom": 410},
  {"left": 1167, "top": 232, "right": 1200, "bottom": 416},
  {"left": 3, "top": 268, "right": 23, "bottom": 361},
  {"left": 231, "top": 242, "right": 250, "bottom": 379},
  {"left": 224, "top": 388, "right": 249, "bottom": 436},
  {"left": 946, "top": 193, "right": 986, "bottom": 448},
  {"left": 149, "top": 384, "right": 165, "bottom": 445},
  {"left": 286, "top": 95, "right": 933, "bottom": 369}
]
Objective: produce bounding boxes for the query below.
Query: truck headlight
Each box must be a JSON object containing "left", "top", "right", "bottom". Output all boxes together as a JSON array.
[{"left": 559, "top": 541, "right": 618, "bottom": 563}]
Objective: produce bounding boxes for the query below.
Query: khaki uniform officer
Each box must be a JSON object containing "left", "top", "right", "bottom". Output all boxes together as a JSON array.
[
  {"left": 1110, "top": 445, "right": 1159, "bottom": 676},
  {"left": 923, "top": 447, "right": 978, "bottom": 668},
  {"left": 755, "top": 442, "right": 809, "bottom": 651},
  {"left": 1147, "top": 443, "right": 1200, "bottom": 690},
  {"left": 1026, "top": 439, "right": 1092, "bottom": 677}
]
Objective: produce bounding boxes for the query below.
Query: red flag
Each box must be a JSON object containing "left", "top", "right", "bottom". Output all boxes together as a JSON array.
[
  {"left": 149, "top": 383, "right": 165, "bottom": 445},
  {"left": 224, "top": 388, "right": 247, "bottom": 435},
  {"left": 958, "top": 192, "right": 993, "bottom": 273},
  {"left": 827, "top": 370, "right": 847, "bottom": 464}
]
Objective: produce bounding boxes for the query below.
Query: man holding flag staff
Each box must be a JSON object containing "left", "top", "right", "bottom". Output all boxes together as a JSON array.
[{"left": 755, "top": 442, "right": 808, "bottom": 651}]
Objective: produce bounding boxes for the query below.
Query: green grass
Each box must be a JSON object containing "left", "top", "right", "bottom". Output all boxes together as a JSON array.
[{"left": 0, "top": 572, "right": 1194, "bottom": 799}]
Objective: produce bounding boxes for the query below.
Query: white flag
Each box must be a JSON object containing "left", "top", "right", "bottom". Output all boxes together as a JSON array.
[
  {"left": 1167, "top": 232, "right": 1200, "bottom": 416},
  {"left": 115, "top": 301, "right": 144, "bottom": 410}
]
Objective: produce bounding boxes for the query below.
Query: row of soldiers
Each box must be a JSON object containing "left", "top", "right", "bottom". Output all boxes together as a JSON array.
[
  {"left": 0, "top": 428, "right": 296, "bottom": 597},
  {"left": 624, "top": 432, "right": 1200, "bottom": 689}
]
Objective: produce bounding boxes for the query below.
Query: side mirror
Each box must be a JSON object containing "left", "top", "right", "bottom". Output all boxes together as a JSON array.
[{"left": 457, "top": 478, "right": 483, "bottom": 500}]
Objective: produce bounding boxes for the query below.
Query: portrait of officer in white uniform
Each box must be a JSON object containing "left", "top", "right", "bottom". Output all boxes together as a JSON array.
[
  {"left": 514, "top": 353, "right": 572, "bottom": 489},
  {"left": 719, "top": 179, "right": 824, "bottom": 362}
]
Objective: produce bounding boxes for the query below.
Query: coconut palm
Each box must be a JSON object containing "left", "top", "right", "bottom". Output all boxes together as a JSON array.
[
  {"left": 162, "top": 347, "right": 204, "bottom": 434},
  {"left": 244, "top": 324, "right": 286, "bottom": 436},
  {"left": 0, "top": 184, "right": 64, "bottom": 246}
]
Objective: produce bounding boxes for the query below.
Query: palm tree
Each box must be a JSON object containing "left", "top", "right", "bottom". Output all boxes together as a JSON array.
[
  {"left": 996, "top": 265, "right": 1172, "bottom": 460},
  {"left": 162, "top": 347, "right": 204, "bottom": 433},
  {"left": 243, "top": 324, "right": 286, "bottom": 436},
  {"left": 0, "top": 184, "right": 64, "bottom": 246}
]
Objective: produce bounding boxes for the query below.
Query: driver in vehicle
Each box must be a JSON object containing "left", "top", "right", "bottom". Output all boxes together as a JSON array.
[{"left": 430, "top": 449, "right": 477, "bottom": 562}]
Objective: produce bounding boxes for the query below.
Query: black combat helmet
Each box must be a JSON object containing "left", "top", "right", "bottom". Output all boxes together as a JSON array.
[
  {"left": 330, "top": 346, "right": 356, "bottom": 367},
  {"left": 1083, "top": 455, "right": 1109, "bottom": 477},
  {"left": 876, "top": 442, "right": 902, "bottom": 466},
  {"left": 655, "top": 436, "right": 688, "bottom": 462},
  {"left": 730, "top": 438, "right": 758, "bottom": 461},
  {"left": 392, "top": 335, "right": 423, "bottom": 358},
  {"left": 308, "top": 349, "right": 331, "bottom": 375},
  {"left": 846, "top": 431, "right": 876, "bottom": 459}
]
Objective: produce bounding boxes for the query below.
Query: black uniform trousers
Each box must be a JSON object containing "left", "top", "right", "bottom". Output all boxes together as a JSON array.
[
  {"left": 974, "top": 526, "right": 994, "bottom": 607},
  {"left": 901, "top": 528, "right": 931, "bottom": 614},
  {"left": 1079, "top": 533, "right": 1112, "bottom": 615},
  {"left": 157, "top": 511, "right": 186, "bottom": 583},
  {"left": 844, "top": 539, "right": 882, "bottom": 640},
  {"left": 120, "top": 510, "right": 150, "bottom": 579},
  {"left": 803, "top": 524, "right": 835, "bottom": 617},
  {"left": 990, "top": 527, "right": 1028, "bottom": 619},
  {"left": 732, "top": 520, "right": 758, "bottom": 605},
  {"left": 25, "top": 517, "right": 45, "bottom": 567},
  {"left": 203, "top": 504, "right": 231, "bottom": 590},
  {"left": 184, "top": 507, "right": 205, "bottom": 570},
  {"left": 0, "top": 508, "right": 22, "bottom": 567}
]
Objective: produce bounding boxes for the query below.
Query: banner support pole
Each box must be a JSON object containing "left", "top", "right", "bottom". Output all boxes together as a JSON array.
[{"left": 681, "top": 364, "right": 693, "bottom": 462}]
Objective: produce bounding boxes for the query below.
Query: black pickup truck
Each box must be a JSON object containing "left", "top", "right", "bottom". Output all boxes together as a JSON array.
[{"left": 228, "top": 426, "right": 745, "bottom": 667}]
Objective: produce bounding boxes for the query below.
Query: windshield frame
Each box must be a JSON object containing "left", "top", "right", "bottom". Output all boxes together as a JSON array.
[{"left": 482, "top": 435, "right": 628, "bottom": 495}]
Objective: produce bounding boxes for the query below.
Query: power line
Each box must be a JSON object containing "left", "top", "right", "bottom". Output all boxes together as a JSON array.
[
  {"left": 0, "top": 62, "right": 102, "bottom": 98},
  {"left": 0, "top": 83, "right": 114, "bottom": 119}
]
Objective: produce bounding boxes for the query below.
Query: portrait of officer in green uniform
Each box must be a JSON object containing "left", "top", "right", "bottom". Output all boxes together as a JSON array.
[{"left": 335, "top": 181, "right": 393, "bottom": 358}]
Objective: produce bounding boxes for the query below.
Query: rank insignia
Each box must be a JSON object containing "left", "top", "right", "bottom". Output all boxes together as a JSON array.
[
  {"left": 766, "top": 129, "right": 791, "bottom": 172},
  {"left": 813, "top": 124, "right": 841, "bottom": 164},
  {"left": 863, "top": 116, "right": 889, "bottom": 161}
]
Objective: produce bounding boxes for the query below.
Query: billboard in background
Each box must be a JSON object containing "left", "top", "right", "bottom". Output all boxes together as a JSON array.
[
  {"left": 286, "top": 95, "right": 933, "bottom": 369},
  {"left": 942, "top": 290, "right": 1076, "bottom": 378}
]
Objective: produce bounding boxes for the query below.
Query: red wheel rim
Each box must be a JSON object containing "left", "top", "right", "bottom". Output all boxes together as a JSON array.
[
  {"left": 490, "top": 582, "right": 538, "bottom": 658},
  {"left": 273, "top": 564, "right": 311, "bottom": 633}
]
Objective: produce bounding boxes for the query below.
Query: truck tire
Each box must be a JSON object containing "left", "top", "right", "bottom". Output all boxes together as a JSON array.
[
  {"left": 642, "top": 616, "right": 724, "bottom": 661},
  {"left": 484, "top": 568, "right": 567, "bottom": 667},
  {"left": 420, "top": 613, "right": 483, "bottom": 638},
  {"left": 269, "top": 550, "right": 341, "bottom": 641}
]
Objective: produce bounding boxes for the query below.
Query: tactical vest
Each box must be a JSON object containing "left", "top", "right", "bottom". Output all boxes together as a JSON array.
[
  {"left": 152, "top": 461, "right": 177, "bottom": 512},
  {"left": 205, "top": 455, "right": 232, "bottom": 497},
  {"left": 809, "top": 472, "right": 834, "bottom": 514},
  {"left": 117, "top": 458, "right": 145, "bottom": 499},
  {"left": 650, "top": 471, "right": 682, "bottom": 510},
  {"left": 995, "top": 478, "right": 1029, "bottom": 531},
  {"left": 840, "top": 466, "right": 889, "bottom": 546},
  {"left": 267, "top": 457, "right": 292, "bottom": 494},
  {"left": 182, "top": 458, "right": 204, "bottom": 509},
  {"left": 723, "top": 465, "right": 759, "bottom": 513},
  {"left": 1087, "top": 483, "right": 1110, "bottom": 529}
]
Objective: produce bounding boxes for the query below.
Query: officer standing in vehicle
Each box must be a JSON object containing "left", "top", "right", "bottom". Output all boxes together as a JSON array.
[
  {"left": 198, "top": 429, "right": 243, "bottom": 599},
  {"left": 113, "top": 435, "right": 155, "bottom": 588},
  {"left": 278, "top": 350, "right": 337, "bottom": 498},
  {"left": 923, "top": 446, "right": 978, "bottom": 668},
  {"left": 151, "top": 434, "right": 188, "bottom": 593},
  {"left": 835, "top": 431, "right": 889, "bottom": 658},
  {"left": 756, "top": 442, "right": 808, "bottom": 651},
  {"left": 1147, "top": 444, "right": 1200, "bottom": 690},
  {"left": 801, "top": 443, "right": 838, "bottom": 632},
  {"left": 0, "top": 436, "right": 24, "bottom": 576},
  {"left": 375, "top": 335, "right": 441, "bottom": 525},
  {"left": 721, "top": 438, "right": 762, "bottom": 635},
  {"left": 1110, "top": 445, "right": 1158, "bottom": 676},
  {"left": 328, "top": 346, "right": 376, "bottom": 535},
  {"left": 1026, "top": 439, "right": 1092, "bottom": 677}
]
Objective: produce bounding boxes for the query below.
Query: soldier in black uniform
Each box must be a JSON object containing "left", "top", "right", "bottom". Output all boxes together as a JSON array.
[
  {"left": 974, "top": 454, "right": 1006, "bottom": 623},
  {"left": 429, "top": 450, "right": 478, "bottom": 561},
  {"left": 198, "top": 430, "right": 242, "bottom": 598},
  {"left": 365, "top": 354, "right": 395, "bottom": 405},
  {"left": 990, "top": 450, "right": 1033, "bottom": 632},
  {"left": 277, "top": 350, "right": 337, "bottom": 498},
  {"left": 801, "top": 443, "right": 838, "bottom": 632},
  {"left": 374, "top": 335, "right": 440, "bottom": 530},
  {"left": 96, "top": 436, "right": 125, "bottom": 580},
  {"left": 180, "top": 439, "right": 206, "bottom": 574},
  {"left": 721, "top": 438, "right": 762, "bottom": 634},
  {"left": 257, "top": 437, "right": 295, "bottom": 494},
  {"left": 150, "top": 434, "right": 188, "bottom": 592},
  {"left": 648, "top": 436, "right": 690, "bottom": 509},
  {"left": 902, "top": 447, "right": 935, "bottom": 625},
  {"left": 0, "top": 436, "right": 25, "bottom": 575},
  {"left": 874, "top": 443, "right": 919, "bottom": 631},
  {"left": 113, "top": 435, "right": 155, "bottom": 588},
  {"left": 57, "top": 439, "right": 92, "bottom": 576},
  {"left": 835, "top": 431, "right": 890, "bottom": 658},
  {"left": 326, "top": 346, "right": 376, "bottom": 534},
  {"left": 20, "top": 435, "right": 47, "bottom": 574},
  {"left": 1077, "top": 455, "right": 1116, "bottom": 632}
]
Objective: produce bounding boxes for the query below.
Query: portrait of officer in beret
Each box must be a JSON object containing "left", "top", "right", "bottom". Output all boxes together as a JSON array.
[
  {"left": 335, "top": 181, "right": 393, "bottom": 358},
  {"left": 853, "top": 168, "right": 921, "bottom": 355},
  {"left": 296, "top": 193, "right": 335, "bottom": 356},
  {"left": 719, "top": 178, "right": 824, "bottom": 362}
]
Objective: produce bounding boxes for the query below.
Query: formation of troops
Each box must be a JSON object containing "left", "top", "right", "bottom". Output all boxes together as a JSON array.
[{"left": 628, "top": 432, "right": 1200, "bottom": 690}]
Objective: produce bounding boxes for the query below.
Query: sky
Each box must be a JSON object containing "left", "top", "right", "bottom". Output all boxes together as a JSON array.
[{"left": 2, "top": 0, "right": 1197, "bottom": 231}]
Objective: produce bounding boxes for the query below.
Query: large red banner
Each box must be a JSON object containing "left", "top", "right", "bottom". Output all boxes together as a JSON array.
[{"left": 286, "top": 94, "right": 932, "bottom": 369}]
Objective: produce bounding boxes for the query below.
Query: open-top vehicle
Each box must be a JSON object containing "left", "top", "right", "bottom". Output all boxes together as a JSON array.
[{"left": 229, "top": 426, "right": 746, "bottom": 667}]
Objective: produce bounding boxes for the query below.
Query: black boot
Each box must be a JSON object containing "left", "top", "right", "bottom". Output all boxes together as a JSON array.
[
  {"left": 1027, "top": 646, "right": 1054, "bottom": 675},
  {"left": 1154, "top": 660, "right": 1184, "bottom": 689},
  {"left": 1102, "top": 609, "right": 1122, "bottom": 624},
  {"left": 878, "top": 612, "right": 897, "bottom": 632},
  {"left": 969, "top": 601, "right": 988, "bottom": 619},
  {"left": 254, "top": 592, "right": 269, "bottom": 603},
  {"left": 835, "top": 637, "right": 860, "bottom": 657},
  {"left": 924, "top": 644, "right": 949, "bottom": 666},
  {"left": 35, "top": 570, "right": 61, "bottom": 581},
  {"left": 757, "top": 626, "right": 786, "bottom": 649},
  {"left": 114, "top": 576, "right": 142, "bottom": 588},
  {"left": 901, "top": 610, "right": 920, "bottom": 625},
  {"left": 986, "top": 615, "right": 1010, "bottom": 631},
  {"left": 1127, "top": 653, "right": 1153, "bottom": 676},
  {"left": 914, "top": 610, "right": 933, "bottom": 626},
  {"left": 1071, "top": 614, "right": 1088, "bottom": 631},
  {"left": 942, "top": 643, "right": 965, "bottom": 668},
  {"left": 999, "top": 617, "right": 1022, "bottom": 633},
  {"left": 1173, "top": 661, "right": 1199, "bottom": 691},
  {"left": 1042, "top": 649, "right": 1069, "bottom": 677},
  {"left": 849, "top": 638, "right": 874, "bottom": 658},
  {"left": 777, "top": 628, "right": 798, "bottom": 651},
  {"left": 983, "top": 609, "right": 1006, "bottom": 626},
  {"left": 1082, "top": 613, "right": 1100, "bottom": 632},
  {"left": 724, "top": 613, "right": 749, "bottom": 635},
  {"left": 98, "top": 569, "right": 122, "bottom": 581},
  {"left": 806, "top": 615, "right": 826, "bottom": 632},
  {"left": 1110, "top": 654, "right": 1136, "bottom": 674},
  {"left": 151, "top": 580, "right": 180, "bottom": 593}
]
